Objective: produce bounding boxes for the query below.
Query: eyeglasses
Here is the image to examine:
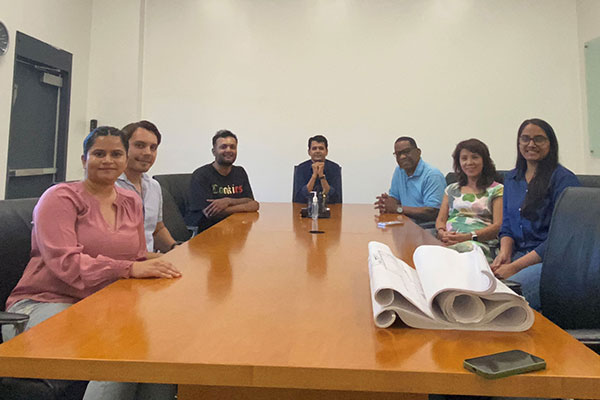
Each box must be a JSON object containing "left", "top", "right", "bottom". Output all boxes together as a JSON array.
[
  {"left": 393, "top": 148, "right": 415, "bottom": 157},
  {"left": 519, "top": 135, "right": 548, "bottom": 145}
]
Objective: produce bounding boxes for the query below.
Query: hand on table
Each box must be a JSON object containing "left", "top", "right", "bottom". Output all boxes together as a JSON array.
[
  {"left": 203, "top": 197, "right": 232, "bottom": 217},
  {"left": 131, "top": 259, "right": 181, "bottom": 279},
  {"left": 374, "top": 193, "right": 399, "bottom": 214}
]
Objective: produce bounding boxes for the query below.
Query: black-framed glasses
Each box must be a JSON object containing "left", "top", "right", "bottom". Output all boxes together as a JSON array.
[
  {"left": 519, "top": 135, "right": 548, "bottom": 145},
  {"left": 393, "top": 148, "right": 415, "bottom": 157}
]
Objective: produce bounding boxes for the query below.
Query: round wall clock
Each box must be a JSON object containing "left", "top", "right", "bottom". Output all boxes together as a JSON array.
[{"left": 0, "top": 21, "right": 9, "bottom": 56}]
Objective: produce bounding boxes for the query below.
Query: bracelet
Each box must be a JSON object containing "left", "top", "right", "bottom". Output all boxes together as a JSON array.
[{"left": 319, "top": 175, "right": 326, "bottom": 180}]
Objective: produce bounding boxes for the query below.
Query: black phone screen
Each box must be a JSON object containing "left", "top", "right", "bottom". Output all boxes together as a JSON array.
[{"left": 464, "top": 349, "right": 546, "bottom": 379}]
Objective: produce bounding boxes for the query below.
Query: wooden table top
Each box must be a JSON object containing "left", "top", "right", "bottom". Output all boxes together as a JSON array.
[{"left": 1, "top": 203, "right": 600, "bottom": 398}]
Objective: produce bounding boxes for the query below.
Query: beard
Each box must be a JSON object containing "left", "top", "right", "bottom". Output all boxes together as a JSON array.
[{"left": 216, "top": 155, "right": 235, "bottom": 166}]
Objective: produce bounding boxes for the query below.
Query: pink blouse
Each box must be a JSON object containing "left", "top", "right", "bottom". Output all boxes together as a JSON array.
[{"left": 6, "top": 182, "right": 146, "bottom": 310}]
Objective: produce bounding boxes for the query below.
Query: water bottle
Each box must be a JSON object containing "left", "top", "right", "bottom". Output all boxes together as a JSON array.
[{"left": 310, "top": 191, "right": 319, "bottom": 219}]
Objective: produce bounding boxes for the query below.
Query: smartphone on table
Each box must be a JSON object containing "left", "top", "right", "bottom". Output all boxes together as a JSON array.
[{"left": 464, "top": 350, "right": 546, "bottom": 379}]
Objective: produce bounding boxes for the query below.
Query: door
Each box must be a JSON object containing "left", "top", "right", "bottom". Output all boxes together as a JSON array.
[{"left": 5, "top": 32, "right": 72, "bottom": 199}]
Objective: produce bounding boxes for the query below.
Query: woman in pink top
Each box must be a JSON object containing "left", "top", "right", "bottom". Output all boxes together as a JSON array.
[
  {"left": 3, "top": 126, "right": 181, "bottom": 400},
  {"left": 3, "top": 126, "right": 181, "bottom": 340}
]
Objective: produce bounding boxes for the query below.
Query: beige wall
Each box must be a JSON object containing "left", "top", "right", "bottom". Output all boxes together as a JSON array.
[
  {"left": 576, "top": 0, "right": 600, "bottom": 173},
  {"left": 86, "top": 0, "right": 144, "bottom": 129},
  {"left": 0, "top": 0, "right": 93, "bottom": 198},
  {"left": 141, "top": 0, "right": 584, "bottom": 203},
  {"left": 0, "top": 0, "right": 594, "bottom": 202}
]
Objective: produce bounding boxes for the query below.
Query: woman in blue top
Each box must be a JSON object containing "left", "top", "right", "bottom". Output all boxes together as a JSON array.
[{"left": 491, "top": 118, "right": 580, "bottom": 310}]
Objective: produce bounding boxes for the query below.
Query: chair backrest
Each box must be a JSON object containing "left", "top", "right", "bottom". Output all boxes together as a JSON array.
[
  {"left": 292, "top": 165, "right": 300, "bottom": 203},
  {"left": 577, "top": 174, "right": 600, "bottom": 189},
  {"left": 0, "top": 198, "right": 38, "bottom": 313},
  {"left": 337, "top": 167, "right": 343, "bottom": 204},
  {"left": 152, "top": 174, "right": 193, "bottom": 242},
  {"left": 540, "top": 187, "right": 600, "bottom": 329},
  {"left": 153, "top": 174, "right": 192, "bottom": 215}
]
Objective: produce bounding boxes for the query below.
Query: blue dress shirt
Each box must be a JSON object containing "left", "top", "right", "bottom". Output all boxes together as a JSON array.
[
  {"left": 293, "top": 159, "right": 342, "bottom": 204},
  {"left": 499, "top": 164, "right": 580, "bottom": 259},
  {"left": 389, "top": 159, "right": 445, "bottom": 208},
  {"left": 116, "top": 173, "right": 163, "bottom": 252}
]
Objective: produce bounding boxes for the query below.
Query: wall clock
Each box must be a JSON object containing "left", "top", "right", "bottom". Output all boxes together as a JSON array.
[{"left": 0, "top": 21, "right": 9, "bottom": 56}]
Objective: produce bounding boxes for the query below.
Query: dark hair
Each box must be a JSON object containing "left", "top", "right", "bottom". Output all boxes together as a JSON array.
[
  {"left": 212, "top": 129, "right": 238, "bottom": 147},
  {"left": 308, "top": 135, "right": 328, "bottom": 149},
  {"left": 452, "top": 139, "right": 496, "bottom": 190},
  {"left": 82, "top": 126, "right": 128, "bottom": 159},
  {"left": 121, "top": 120, "right": 162, "bottom": 145},
  {"left": 516, "top": 118, "right": 559, "bottom": 220},
  {"left": 395, "top": 136, "right": 418, "bottom": 148}
]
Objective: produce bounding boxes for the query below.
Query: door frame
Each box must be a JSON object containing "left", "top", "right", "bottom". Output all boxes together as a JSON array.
[{"left": 5, "top": 31, "right": 72, "bottom": 195}]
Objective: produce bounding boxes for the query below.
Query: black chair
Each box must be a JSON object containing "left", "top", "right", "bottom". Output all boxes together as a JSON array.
[
  {"left": 0, "top": 198, "right": 88, "bottom": 400},
  {"left": 540, "top": 187, "right": 600, "bottom": 354},
  {"left": 152, "top": 174, "right": 194, "bottom": 241},
  {"left": 292, "top": 165, "right": 300, "bottom": 203},
  {"left": 577, "top": 174, "right": 600, "bottom": 189}
]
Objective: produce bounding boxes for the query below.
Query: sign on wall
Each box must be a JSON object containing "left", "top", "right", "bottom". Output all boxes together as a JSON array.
[{"left": 585, "top": 36, "right": 600, "bottom": 158}]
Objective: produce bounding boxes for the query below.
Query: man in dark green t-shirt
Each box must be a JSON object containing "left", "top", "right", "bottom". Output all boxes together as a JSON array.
[{"left": 185, "top": 130, "right": 259, "bottom": 231}]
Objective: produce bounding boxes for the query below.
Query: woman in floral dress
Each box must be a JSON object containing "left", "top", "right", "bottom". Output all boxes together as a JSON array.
[{"left": 435, "top": 139, "right": 503, "bottom": 262}]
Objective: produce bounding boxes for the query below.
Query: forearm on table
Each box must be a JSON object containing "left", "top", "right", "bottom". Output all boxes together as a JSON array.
[
  {"left": 224, "top": 199, "right": 259, "bottom": 214},
  {"left": 402, "top": 206, "right": 439, "bottom": 221},
  {"left": 153, "top": 222, "right": 177, "bottom": 253}
]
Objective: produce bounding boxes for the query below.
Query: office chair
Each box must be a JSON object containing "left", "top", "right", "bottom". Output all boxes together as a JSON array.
[
  {"left": 540, "top": 187, "right": 600, "bottom": 354},
  {"left": 153, "top": 173, "right": 195, "bottom": 240},
  {"left": 0, "top": 198, "right": 88, "bottom": 400},
  {"left": 292, "top": 165, "right": 298, "bottom": 202},
  {"left": 577, "top": 174, "right": 600, "bottom": 189}
]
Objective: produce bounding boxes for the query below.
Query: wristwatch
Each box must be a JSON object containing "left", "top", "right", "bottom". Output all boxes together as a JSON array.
[
  {"left": 471, "top": 233, "right": 479, "bottom": 242},
  {"left": 319, "top": 175, "right": 326, "bottom": 180},
  {"left": 396, "top": 206, "right": 403, "bottom": 214}
]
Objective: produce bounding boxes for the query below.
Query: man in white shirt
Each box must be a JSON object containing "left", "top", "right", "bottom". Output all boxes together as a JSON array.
[{"left": 116, "top": 120, "right": 178, "bottom": 253}]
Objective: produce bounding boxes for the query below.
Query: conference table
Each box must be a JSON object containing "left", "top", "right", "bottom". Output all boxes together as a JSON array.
[{"left": 1, "top": 203, "right": 600, "bottom": 399}]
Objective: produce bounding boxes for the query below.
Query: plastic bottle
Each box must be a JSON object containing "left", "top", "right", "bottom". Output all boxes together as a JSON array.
[{"left": 310, "top": 191, "right": 319, "bottom": 220}]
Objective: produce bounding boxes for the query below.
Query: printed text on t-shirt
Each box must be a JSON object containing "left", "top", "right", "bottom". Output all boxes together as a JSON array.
[{"left": 212, "top": 184, "right": 244, "bottom": 195}]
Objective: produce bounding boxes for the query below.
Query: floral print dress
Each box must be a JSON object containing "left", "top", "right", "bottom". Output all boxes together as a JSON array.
[{"left": 445, "top": 181, "right": 503, "bottom": 262}]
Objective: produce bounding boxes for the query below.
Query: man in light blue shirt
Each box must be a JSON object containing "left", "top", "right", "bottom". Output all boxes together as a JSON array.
[
  {"left": 116, "top": 121, "right": 178, "bottom": 253},
  {"left": 374, "top": 136, "right": 445, "bottom": 222}
]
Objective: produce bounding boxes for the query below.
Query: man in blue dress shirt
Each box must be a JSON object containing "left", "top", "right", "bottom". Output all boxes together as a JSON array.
[
  {"left": 116, "top": 120, "right": 178, "bottom": 253},
  {"left": 374, "top": 136, "right": 445, "bottom": 222},
  {"left": 293, "top": 135, "right": 342, "bottom": 204}
]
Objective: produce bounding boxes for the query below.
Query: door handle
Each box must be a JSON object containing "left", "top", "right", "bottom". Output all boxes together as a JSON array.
[
  {"left": 12, "top": 83, "right": 18, "bottom": 106},
  {"left": 8, "top": 168, "right": 57, "bottom": 177}
]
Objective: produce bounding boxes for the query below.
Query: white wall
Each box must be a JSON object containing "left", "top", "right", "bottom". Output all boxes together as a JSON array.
[
  {"left": 0, "top": 0, "right": 93, "bottom": 198},
  {"left": 576, "top": 0, "right": 600, "bottom": 173},
  {"left": 0, "top": 0, "right": 590, "bottom": 202},
  {"left": 86, "top": 0, "right": 144, "bottom": 129},
  {"left": 141, "top": 0, "right": 585, "bottom": 203}
]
